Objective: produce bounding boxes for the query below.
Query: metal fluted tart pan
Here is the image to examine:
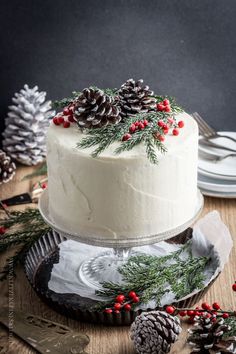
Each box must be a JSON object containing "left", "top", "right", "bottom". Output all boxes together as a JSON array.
[{"left": 24, "top": 228, "right": 219, "bottom": 326}]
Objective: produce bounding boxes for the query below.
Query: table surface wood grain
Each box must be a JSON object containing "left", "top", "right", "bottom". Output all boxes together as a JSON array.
[{"left": 0, "top": 165, "right": 235, "bottom": 354}]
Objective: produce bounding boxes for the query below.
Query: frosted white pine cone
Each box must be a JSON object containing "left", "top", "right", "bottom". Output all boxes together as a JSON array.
[{"left": 2, "top": 84, "right": 55, "bottom": 165}]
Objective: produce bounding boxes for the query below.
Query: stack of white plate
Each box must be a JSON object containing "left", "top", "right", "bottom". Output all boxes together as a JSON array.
[{"left": 198, "top": 132, "right": 236, "bottom": 198}]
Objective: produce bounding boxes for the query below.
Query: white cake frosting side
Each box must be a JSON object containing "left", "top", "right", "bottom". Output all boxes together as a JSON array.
[{"left": 46, "top": 112, "right": 199, "bottom": 239}]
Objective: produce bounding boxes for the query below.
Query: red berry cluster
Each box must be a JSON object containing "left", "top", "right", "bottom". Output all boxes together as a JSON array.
[
  {"left": 53, "top": 105, "right": 76, "bottom": 128},
  {"left": 155, "top": 119, "right": 184, "bottom": 141},
  {"left": 122, "top": 120, "right": 149, "bottom": 141},
  {"left": 104, "top": 291, "right": 140, "bottom": 314},
  {"left": 156, "top": 99, "right": 171, "bottom": 113},
  {"left": 165, "top": 295, "right": 236, "bottom": 324}
]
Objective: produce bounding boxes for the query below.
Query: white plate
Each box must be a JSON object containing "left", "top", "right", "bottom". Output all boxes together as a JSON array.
[
  {"left": 199, "top": 187, "right": 236, "bottom": 199},
  {"left": 198, "top": 131, "right": 236, "bottom": 178},
  {"left": 198, "top": 173, "right": 236, "bottom": 193},
  {"left": 198, "top": 166, "right": 236, "bottom": 181}
]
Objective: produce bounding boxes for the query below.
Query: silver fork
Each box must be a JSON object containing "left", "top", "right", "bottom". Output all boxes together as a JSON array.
[
  {"left": 199, "top": 150, "right": 236, "bottom": 162},
  {"left": 192, "top": 112, "right": 236, "bottom": 143}
]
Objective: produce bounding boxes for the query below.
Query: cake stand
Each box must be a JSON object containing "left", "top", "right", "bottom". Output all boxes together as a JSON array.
[{"left": 39, "top": 189, "right": 204, "bottom": 291}]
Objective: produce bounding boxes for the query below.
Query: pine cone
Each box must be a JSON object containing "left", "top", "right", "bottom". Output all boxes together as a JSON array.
[
  {"left": 74, "top": 88, "right": 121, "bottom": 129},
  {"left": 2, "top": 84, "right": 55, "bottom": 166},
  {"left": 188, "top": 316, "right": 234, "bottom": 353},
  {"left": 0, "top": 149, "right": 16, "bottom": 184},
  {"left": 130, "top": 310, "right": 181, "bottom": 354},
  {"left": 118, "top": 78, "right": 156, "bottom": 119}
]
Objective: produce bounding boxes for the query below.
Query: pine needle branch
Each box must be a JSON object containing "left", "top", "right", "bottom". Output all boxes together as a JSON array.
[{"left": 96, "top": 242, "right": 211, "bottom": 308}]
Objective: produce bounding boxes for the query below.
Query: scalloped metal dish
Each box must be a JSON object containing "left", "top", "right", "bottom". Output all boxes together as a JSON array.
[
  {"left": 24, "top": 228, "right": 219, "bottom": 326},
  {"left": 39, "top": 189, "right": 204, "bottom": 248}
]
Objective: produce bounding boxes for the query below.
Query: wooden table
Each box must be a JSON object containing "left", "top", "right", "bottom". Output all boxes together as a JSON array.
[{"left": 0, "top": 166, "right": 236, "bottom": 354}]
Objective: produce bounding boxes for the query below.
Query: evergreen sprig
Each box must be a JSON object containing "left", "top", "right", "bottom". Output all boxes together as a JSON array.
[
  {"left": 77, "top": 110, "right": 182, "bottom": 164},
  {"left": 96, "top": 242, "right": 211, "bottom": 307},
  {"left": 0, "top": 209, "right": 50, "bottom": 280},
  {"left": 223, "top": 316, "right": 236, "bottom": 338}
]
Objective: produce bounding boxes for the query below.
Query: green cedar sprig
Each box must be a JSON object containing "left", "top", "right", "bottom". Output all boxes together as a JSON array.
[
  {"left": 96, "top": 241, "right": 211, "bottom": 307},
  {"left": 0, "top": 209, "right": 50, "bottom": 280},
  {"left": 77, "top": 108, "right": 181, "bottom": 164}
]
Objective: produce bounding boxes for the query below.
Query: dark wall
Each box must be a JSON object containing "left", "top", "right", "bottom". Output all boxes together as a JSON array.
[{"left": 0, "top": 0, "right": 236, "bottom": 139}]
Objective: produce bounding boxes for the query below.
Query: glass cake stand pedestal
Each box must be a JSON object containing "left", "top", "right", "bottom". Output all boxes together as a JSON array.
[{"left": 39, "top": 190, "right": 204, "bottom": 291}]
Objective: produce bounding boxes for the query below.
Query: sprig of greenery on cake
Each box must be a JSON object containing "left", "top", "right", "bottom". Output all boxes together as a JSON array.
[{"left": 52, "top": 79, "right": 184, "bottom": 164}]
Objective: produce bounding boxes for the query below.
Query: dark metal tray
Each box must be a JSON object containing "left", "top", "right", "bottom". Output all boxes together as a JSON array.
[{"left": 24, "top": 228, "right": 218, "bottom": 326}]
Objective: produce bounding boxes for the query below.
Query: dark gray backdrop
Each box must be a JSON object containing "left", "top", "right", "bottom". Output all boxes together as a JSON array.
[{"left": 0, "top": 0, "right": 236, "bottom": 138}]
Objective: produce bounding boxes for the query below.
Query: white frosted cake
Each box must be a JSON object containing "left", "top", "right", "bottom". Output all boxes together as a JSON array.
[{"left": 46, "top": 80, "right": 199, "bottom": 240}]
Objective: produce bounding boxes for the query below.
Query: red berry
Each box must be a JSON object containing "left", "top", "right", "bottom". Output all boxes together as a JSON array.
[
  {"left": 68, "top": 115, "right": 76, "bottom": 123},
  {"left": 114, "top": 310, "right": 120, "bottom": 314},
  {"left": 114, "top": 303, "right": 121, "bottom": 311},
  {"left": 187, "top": 310, "right": 195, "bottom": 316},
  {"left": 165, "top": 306, "right": 175, "bottom": 315},
  {"left": 57, "top": 116, "right": 64, "bottom": 124},
  {"left": 202, "top": 302, "right": 211, "bottom": 310},
  {"left": 53, "top": 117, "right": 60, "bottom": 125},
  {"left": 128, "top": 291, "right": 137, "bottom": 299},
  {"left": 163, "top": 99, "right": 170, "bottom": 106},
  {"left": 135, "top": 121, "right": 140, "bottom": 127},
  {"left": 41, "top": 183, "right": 47, "bottom": 189},
  {"left": 179, "top": 310, "right": 187, "bottom": 317},
  {"left": 115, "top": 295, "right": 125, "bottom": 303},
  {"left": 104, "top": 308, "right": 113, "bottom": 314},
  {"left": 132, "top": 296, "right": 140, "bottom": 303},
  {"left": 138, "top": 122, "right": 145, "bottom": 130},
  {"left": 156, "top": 134, "right": 165, "bottom": 142},
  {"left": 205, "top": 313, "right": 211, "bottom": 318},
  {"left": 143, "top": 119, "right": 149, "bottom": 127},
  {"left": 124, "top": 304, "right": 132, "bottom": 312},
  {"left": 168, "top": 117, "right": 174, "bottom": 125},
  {"left": 163, "top": 128, "right": 169, "bottom": 135},
  {"left": 122, "top": 133, "right": 132, "bottom": 141},
  {"left": 222, "top": 313, "right": 229, "bottom": 319},
  {"left": 172, "top": 128, "right": 179, "bottom": 136},
  {"left": 158, "top": 120, "right": 164, "bottom": 127},
  {"left": 232, "top": 283, "right": 236, "bottom": 291},
  {"left": 129, "top": 124, "right": 136, "bottom": 134},
  {"left": 188, "top": 316, "right": 196, "bottom": 324},
  {"left": 162, "top": 123, "right": 168, "bottom": 130},
  {"left": 63, "top": 121, "right": 70, "bottom": 128},
  {"left": 0, "top": 227, "right": 6, "bottom": 235},
  {"left": 157, "top": 103, "right": 165, "bottom": 111},
  {"left": 63, "top": 107, "right": 70, "bottom": 116},
  {"left": 164, "top": 105, "right": 171, "bottom": 112},
  {"left": 178, "top": 120, "right": 184, "bottom": 128},
  {"left": 211, "top": 317, "right": 217, "bottom": 323},
  {"left": 212, "top": 302, "right": 221, "bottom": 310}
]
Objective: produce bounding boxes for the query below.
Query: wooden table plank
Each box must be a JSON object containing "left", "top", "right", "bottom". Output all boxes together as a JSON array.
[{"left": 0, "top": 165, "right": 236, "bottom": 354}]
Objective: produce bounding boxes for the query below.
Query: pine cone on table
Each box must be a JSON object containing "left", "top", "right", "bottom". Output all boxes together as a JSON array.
[
  {"left": 0, "top": 149, "right": 16, "bottom": 184},
  {"left": 130, "top": 310, "right": 181, "bottom": 354},
  {"left": 188, "top": 316, "right": 235, "bottom": 353},
  {"left": 74, "top": 88, "right": 121, "bottom": 129},
  {"left": 118, "top": 78, "right": 156, "bottom": 119},
  {"left": 2, "top": 84, "right": 55, "bottom": 166}
]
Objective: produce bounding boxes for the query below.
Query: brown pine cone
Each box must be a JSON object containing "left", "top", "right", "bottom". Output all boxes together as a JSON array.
[
  {"left": 118, "top": 78, "right": 156, "bottom": 119},
  {"left": 130, "top": 310, "right": 181, "bottom": 354},
  {"left": 0, "top": 149, "right": 16, "bottom": 184},
  {"left": 74, "top": 88, "right": 121, "bottom": 129},
  {"left": 188, "top": 316, "right": 234, "bottom": 353}
]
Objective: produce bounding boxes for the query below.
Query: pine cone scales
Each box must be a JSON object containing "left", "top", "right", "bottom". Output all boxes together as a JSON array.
[
  {"left": 74, "top": 88, "right": 121, "bottom": 129},
  {"left": 2, "top": 84, "right": 55, "bottom": 166},
  {"left": 118, "top": 78, "right": 156, "bottom": 118},
  {"left": 188, "top": 316, "right": 234, "bottom": 353},
  {"left": 0, "top": 150, "right": 16, "bottom": 184},
  {"left": 130, "top": 311, "right": 181, "bottom": 354}
]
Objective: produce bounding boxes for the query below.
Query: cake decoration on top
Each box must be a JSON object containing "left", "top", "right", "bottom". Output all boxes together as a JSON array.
[{"left": 52, "top": 79, "right": 184, "bottom": 164}]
